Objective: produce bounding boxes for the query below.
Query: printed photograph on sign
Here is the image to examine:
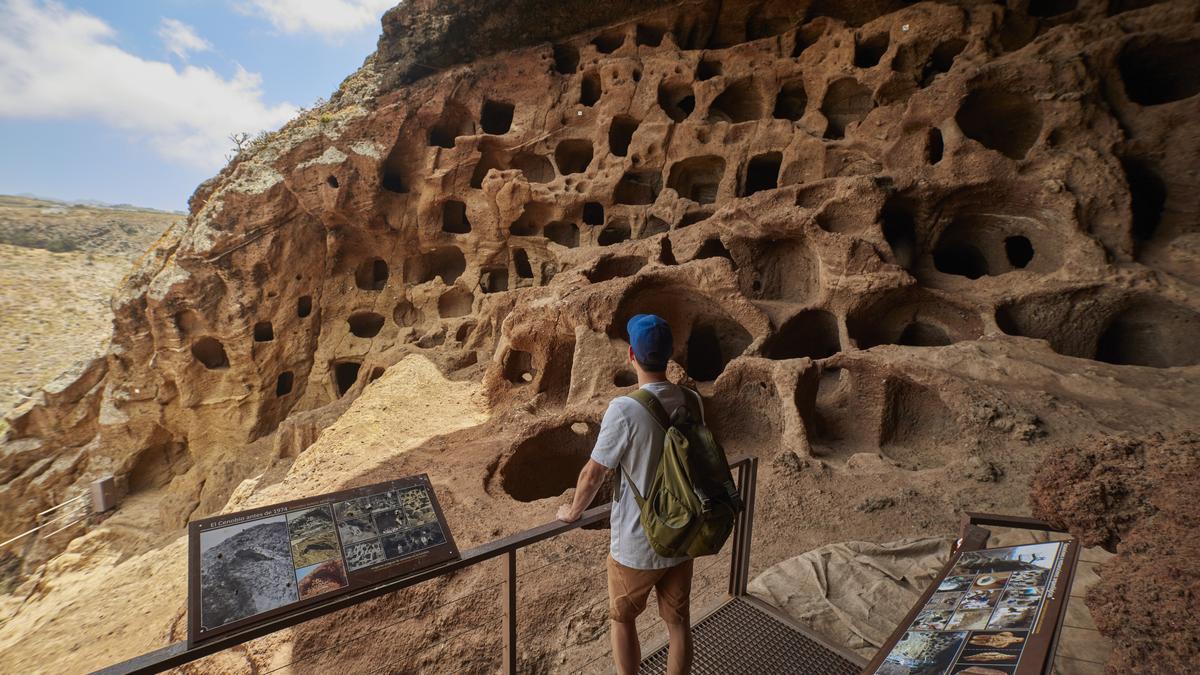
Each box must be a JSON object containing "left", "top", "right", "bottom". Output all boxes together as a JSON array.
[
  {"left": 344, "top": 538, "right": 386, "bottom": 570},
  {"left": 967, "top": 631, "right": 1026, "bottom": 649},
  {"left": 382, "top": 522, "right": 447, "bottom": 559},
  {"left": 333, "top": 496, "right": 372, "bottom": 522},
  {"left": 199, "top": 515, "right": 298, "bottom": 630},
  {"left": 938, "top": 575, "right": 974, "bottom": 592},
  {"left": 336, "top": 516, "right": 379, "bottom": 545},
  {"left": 400, "top": 487, "right": 437, "bottom": 525},
  {"left": 951, "top": 542, "right": 1061, "bottom": 576},
  {"left": 945, "top": 609, "right": 993, "bottom": 631},
  {"left": 369, "top": 490, "right": 401, "bottom": 512},
  {"left": 959, "top": 589, "right": 1001, "bottom": 611},
  {"left": 1006, "top": 569, "right": 1047, "bottom": 588},
  {"left": 286, "top": 506, "right": 340, "bottom": 567},
  {"left": 950, "top": 665, "right": 1014, "bottom": 674},
  {"left": 911, "top": 609, "right": 954, "bottom": 631},
  {"left": 295, "top": 559, "right": 349, "bottom": 600},
  {"left": 987, "top": 604, "right": 1037, "bottom": 630},
  {"left": 971, "top": 573, "right": 1010, "bottom": 591},
  {"left": 372, "top": 508, "right": 412, "bottom": 536},
  {"left": 958, "top": 646, "right": 1022, "bottom": 664},
  {"left": 876, "top": 630, "right": 968, "bottom": 675},
  {"left": 997, "top": 591, "right": 1040, "bottom": 612},
  {"left": 924, "top": 591, "right": 964, "bottom": 611}
]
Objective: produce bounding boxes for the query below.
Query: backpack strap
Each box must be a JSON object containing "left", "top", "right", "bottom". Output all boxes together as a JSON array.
[
  {"left": 626, "top": 388, "right": 671, "bottom": 430},
  {"left": 617, "top": 389, "right": 672, "bottom": 507},
  {"left": 679, "top": 386, "right": 704, "bottom": 424}
]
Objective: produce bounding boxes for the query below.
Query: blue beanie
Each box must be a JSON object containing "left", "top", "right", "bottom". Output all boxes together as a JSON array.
[{"left": 627, "top": 314, "right": 672, "bottom": 371}]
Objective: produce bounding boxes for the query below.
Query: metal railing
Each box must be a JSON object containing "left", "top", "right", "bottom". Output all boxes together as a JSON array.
[{"left": 95, "top": 456, "right": 759, "bottom": 675}]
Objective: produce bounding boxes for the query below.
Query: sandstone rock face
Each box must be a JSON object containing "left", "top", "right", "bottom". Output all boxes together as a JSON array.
[
  {"left": 1031, "top": 432, "right": 1200, "bottom": 672},
  {"left": 1, "top": 0, "right": 1199, "bottom": 669}
]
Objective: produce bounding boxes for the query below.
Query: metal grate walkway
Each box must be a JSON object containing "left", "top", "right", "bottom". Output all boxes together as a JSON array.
[{"left": 641, "top": 597, "right": 862, "bottom": 675}]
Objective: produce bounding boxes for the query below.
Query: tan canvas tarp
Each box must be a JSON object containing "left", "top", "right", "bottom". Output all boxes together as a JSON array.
[{"left": 748, "top": 537, "right": 953, "bottom": 658}]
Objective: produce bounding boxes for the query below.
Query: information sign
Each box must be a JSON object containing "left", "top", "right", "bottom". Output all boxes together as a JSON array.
[
  {"left": 868, "top": 539, "right": 1078, "bottom": 675},
  {"left": 187, "top": 474, "right": 458, "bottom": 646}
]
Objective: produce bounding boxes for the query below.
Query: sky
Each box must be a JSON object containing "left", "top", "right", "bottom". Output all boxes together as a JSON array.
[{"left": 0, "top": 0, "right": 397, "bottom": 211}]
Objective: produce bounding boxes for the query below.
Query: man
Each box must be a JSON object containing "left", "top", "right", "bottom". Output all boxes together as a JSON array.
[{"left": 557, "top": 314, "right": 701, "bottom": 675}]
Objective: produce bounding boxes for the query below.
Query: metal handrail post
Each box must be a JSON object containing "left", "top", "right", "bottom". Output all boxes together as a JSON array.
[
  {"left": 502, "top": 550, "right": 517, "bottom": 674},
  {"left": 735, "top": 457, "right": 758, "bottom": 596},
  {"left": 728, "top": 460, "right": 748, "bottom": 596}
]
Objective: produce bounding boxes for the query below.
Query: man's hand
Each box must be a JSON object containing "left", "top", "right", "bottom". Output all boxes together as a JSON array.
[
  {"left": 557, "top": 459, "right": 609, "bottom": 524},
  {"left": 556, "top": 503, "right": 581, "bottom": 523}
]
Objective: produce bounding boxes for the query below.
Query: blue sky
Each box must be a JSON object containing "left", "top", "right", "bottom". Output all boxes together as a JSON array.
[{"left": 0, "top": 0, "right": 396, "bottom": 211}]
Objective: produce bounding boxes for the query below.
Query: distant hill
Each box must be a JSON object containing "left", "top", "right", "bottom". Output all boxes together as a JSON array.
[
  {"left": 0, "top": 194, "right": 179, "bottom": 257},
  {"left": 0, "top": 195, "right": 179, "bottom": 415}
]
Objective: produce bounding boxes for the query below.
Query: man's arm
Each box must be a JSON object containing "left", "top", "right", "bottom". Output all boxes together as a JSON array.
[{"left": 556, "top": 459, "right": 609, "bottom": 523}]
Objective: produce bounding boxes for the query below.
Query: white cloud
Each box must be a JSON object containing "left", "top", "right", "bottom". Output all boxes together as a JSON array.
[
  {"left": 239, "top": 0, "right": 395, "bottom": 36},
  {"left": 158, "top": 18, "right": 211, "bottom": 60},
  {"left": 0, "top": 0, "right": 297, "bottom": 169}
]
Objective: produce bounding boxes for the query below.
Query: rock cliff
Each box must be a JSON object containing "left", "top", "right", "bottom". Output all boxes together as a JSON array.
[{"left": 1, "top": 0, "right": 1198, "bottom": 671}]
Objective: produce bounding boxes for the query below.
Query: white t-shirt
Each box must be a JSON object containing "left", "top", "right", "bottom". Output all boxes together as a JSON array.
[{"left": 589, "top": 381, "right": 702, "bottom": 570}]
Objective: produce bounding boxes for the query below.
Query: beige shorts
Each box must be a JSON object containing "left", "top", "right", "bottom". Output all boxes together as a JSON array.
[{"left": 606, "top": 555, "right": 693, "bottom": 624}]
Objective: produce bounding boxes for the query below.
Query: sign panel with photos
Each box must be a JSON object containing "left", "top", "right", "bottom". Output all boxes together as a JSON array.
[
  {"left": 871, "top": 539, "right": 1078, "bottom": 675},
  {"left": 187, "top": 474, "right": 458, "bottom": 646}
]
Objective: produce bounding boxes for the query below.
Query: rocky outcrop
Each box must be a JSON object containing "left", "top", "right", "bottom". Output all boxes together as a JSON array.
[
  {"left": 1, "top": 1, "right": 1199, "bottom": 669},
  {"left": 1031, "top": 432, "right": 1200, "bottom": 673}
]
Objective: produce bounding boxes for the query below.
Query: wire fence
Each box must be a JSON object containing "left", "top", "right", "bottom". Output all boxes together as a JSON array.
[{"left": 0, "top": 493, "right": 90, "bottom": 551}]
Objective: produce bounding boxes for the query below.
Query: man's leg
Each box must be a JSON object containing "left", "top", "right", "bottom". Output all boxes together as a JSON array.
[
  {"left": 655, "top": 559, "right": 695, "bottom": 675},
  {"left": 607, "top": 556, "right": 658, "bottom": 675},
  {"left": 664, "top": 619, "right": 693, "bottom": 675},
  {"left": 610, "top": 618, "right": 641, "bottom": 675}
]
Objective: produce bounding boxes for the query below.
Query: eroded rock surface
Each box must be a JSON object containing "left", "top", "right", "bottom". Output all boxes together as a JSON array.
[
  {"left": 1, "top": 0, "right": 1198, "bottom": 672},
  {"left": 1031, "top": 432, "right": 1200, "bottom": 672}
]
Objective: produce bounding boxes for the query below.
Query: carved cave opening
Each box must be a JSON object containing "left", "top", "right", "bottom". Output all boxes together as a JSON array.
[
  {"left": 854, "top": 32, "right": 889, "bottom": 69},
  {"left": 545, "top": 221, "right": 580, "bottom": 247},
  {"left": 821, "top": 78, "right": 873, "bottom": 139},
  {"left": 554, "top": 139, "right": 593, "bottom": 175},
  {"left": 500, "top": 422, "right": 600, "bottom": 502},
  {"left": 707, "top": 78, "right": 763, "bottom": 123},
  {"left": 613, "top": 171, "right": 662, "bottom": 205},
  {"left": 355, "top": 259, "right": 389, "bottom": 290},
  {"left": 275, "top": 371, "right": 294, "bottom": 397},
  {"left": 192, "top": 337, "right": 229, "bottom": 370},
  {"left": 253, "top": 321, "right": 274, "bottom": 342},
  {"left": 762, "top": 309, "right": 842, "bottom": 360},
  {"left": 955, "top": 88, "right": 1042, "bottom": 160},
  {"left": 348, "top": 312, "right": 385, "bottom": 338},
  {"left": 481, "top": 99, "right": 515, "bottom": 135},
  {"left": 658, "top": 81, "right": 695, "bottom": 122},
  {"left": 406, "top": 247, "right": 466, "bottom": 285},
  {"left": 442, "top": 200, "right": 471, "bottom": 234},
  {"left": 742, "top": 152, "right": 781, "bottom": 197},
  {"left": 608, "top": 116, "right": 638, "bottom": 157},
  {"left": 668, "top": 156, "right": 725, "bottom": 204},
  {"left": 333, "top": 361, "right": 361, "bottom": 397},
  {"left": 773, "top": 80, "right": 807, "bottom": 121}
]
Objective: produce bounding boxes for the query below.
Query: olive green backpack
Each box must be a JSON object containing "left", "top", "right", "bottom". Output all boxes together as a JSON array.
[{"left": 620, "top": 388, "right": 743, "bottom": 558}]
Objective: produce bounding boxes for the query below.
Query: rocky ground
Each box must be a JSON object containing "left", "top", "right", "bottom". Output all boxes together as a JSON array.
[{"left": 1, "top": 0, "right": 1197, "bottom": 673}]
